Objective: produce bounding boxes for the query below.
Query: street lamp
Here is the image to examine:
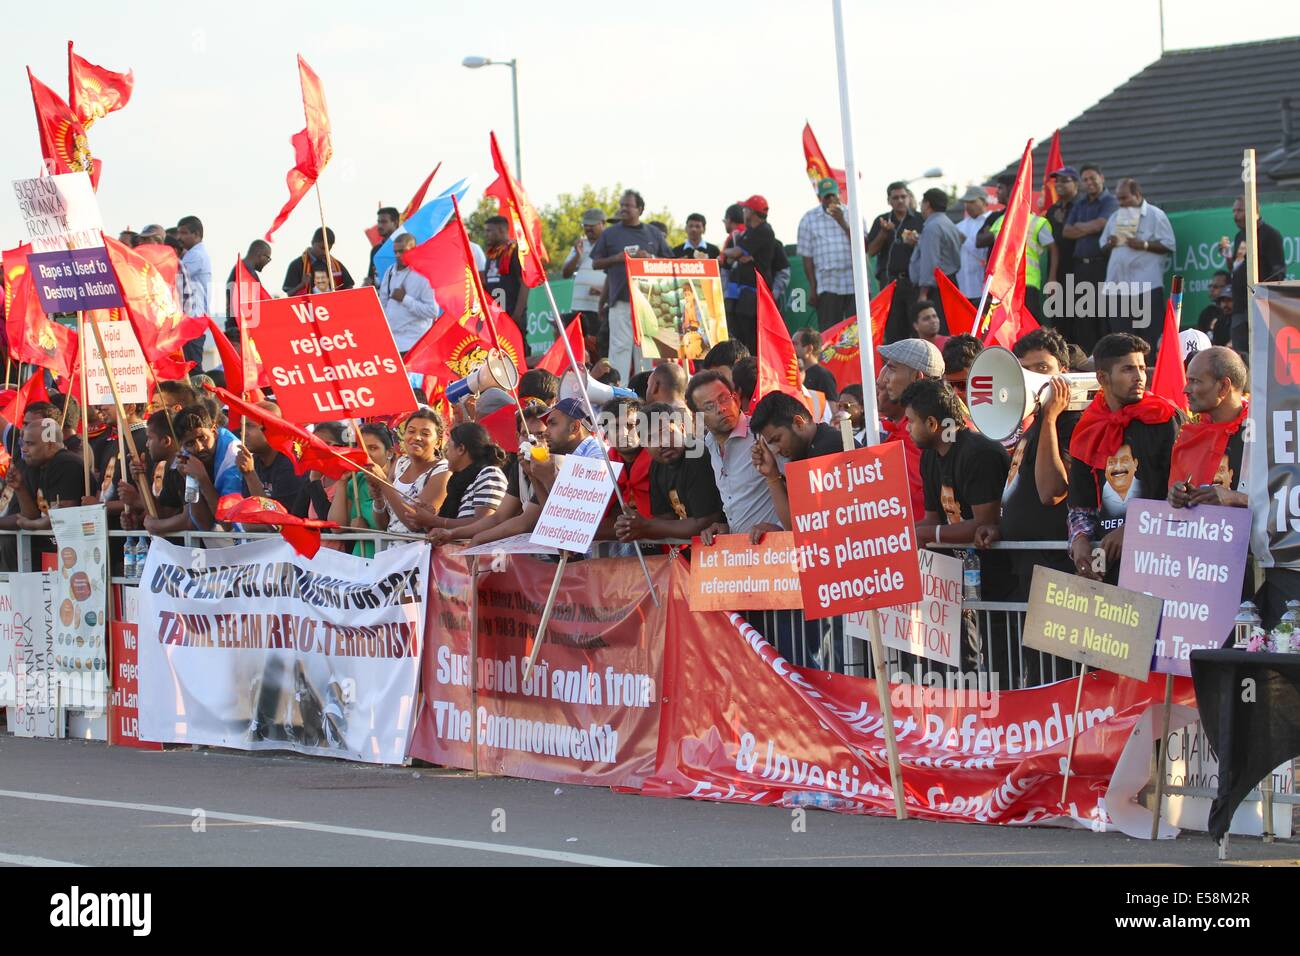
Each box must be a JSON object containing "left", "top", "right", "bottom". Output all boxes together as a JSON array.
[
  {"left": 462, "top": 55, "right": 521, "bottom": 179},
  {"left": 905, "top": 167, "right": 944, "bottom": 183}
]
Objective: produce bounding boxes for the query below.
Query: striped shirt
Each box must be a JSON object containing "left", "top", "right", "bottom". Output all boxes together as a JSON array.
[{"left": 458, "top": 465, "right": 508, "bottom": 518}]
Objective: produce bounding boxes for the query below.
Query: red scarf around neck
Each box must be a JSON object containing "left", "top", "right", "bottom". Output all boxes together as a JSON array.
[
  {"left": 1168, "top": 399, "right": 1248, "bottom": 489},
  {"left": 1068, "top": 391, "right": 1178, "bottom": 471}
]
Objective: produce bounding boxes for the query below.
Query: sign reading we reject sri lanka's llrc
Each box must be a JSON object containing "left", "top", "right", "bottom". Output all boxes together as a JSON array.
[{"left": 249, "top": 288, "right": 418, "bottom": 424}]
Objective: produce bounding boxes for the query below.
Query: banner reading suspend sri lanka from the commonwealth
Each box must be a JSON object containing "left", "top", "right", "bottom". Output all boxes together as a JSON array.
[
  {"left": 1249, "top": 283, "right": 1300, "bottom": 566},
  {"left": 138, "top": 537, "right": 428, "bottom": 763}
]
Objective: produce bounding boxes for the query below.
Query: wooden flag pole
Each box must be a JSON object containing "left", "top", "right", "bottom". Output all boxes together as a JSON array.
[
  {"left": 84, "top": 310, "right": 157, "bottom": 519},
  {"left": 76, "top": 312, "right": 91, "bottom": 497},
  {"left": 520, "top": 552, "right": 568, "bottom": 685},
  {"left": 315, "top": 183, "right": 337, "bottom": 293},
  {"left": 1061, "top": 664, "right": 1088, "bottom": 803}
]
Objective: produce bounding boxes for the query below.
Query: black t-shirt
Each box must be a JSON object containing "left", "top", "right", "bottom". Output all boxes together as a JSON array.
[
  {"left": 245, "top": 452, "right": 306, "bottom": 510},
  {"left": 31, "top": 449, "right": 86, "bottom": 512},
  {"left": 649, "top": 447, "right": 724, "bottom": 521},
  {"left": 154, "top": 456, "right": 185, "bottom": 512},
  {"left": 1067, "top": 417, "right": 1180, "bottom": 536},
  {"left": 484, "top": 247, "right": 525, "bottom": 317},
  {"left": 866, "top": 210, "right": 925, "bottom": 282},
  {"left": 673, "top": 242, "right": 720, "bottom": 259},
  {"left": 802, "top": 364, "right": 838, "bottom": 401},
  {"left": 1045, "top": 198, "right": 1077, "bottom": 272},
  {"left": 921, "top": 428, "right": 1010, "bottom": 524},
  {"left": 799, "top": 422, "right": 850, "bottom": 460},
  {"left": 729, "top": 221, "right": 781, "bottom": 289},
  {"left": 1231, "top": 220, "right": 1287, "bottom": 314},
  {"left": 1000, "top": 411, "right": 1080, "bottom": 542}
]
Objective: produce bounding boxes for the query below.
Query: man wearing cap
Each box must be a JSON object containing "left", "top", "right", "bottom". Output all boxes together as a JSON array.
[
  {"left": 562, "top": 208, "right": 608, "bottom": 317},
  {"left": 955, "top": 187, "right": 990, "bottom": 302},
  {"left": 590, "top": 189, "right": 674, "bottom": 383},
  {"left": 721, "top": 196, "right": 783, "bottom": 357},
  {"left": 906, "top": 189, "right": 963, "bottom": 322},
  {"left": 1044, "top": 167, "right": 1080, "bottom": 340},
  {"left": 673, "top": 213, "right": 719, "bottom": 260},
  {"left": 876, "top": 337, "right": 944, "bottom": 517},
  {"left": 797, "top": 178, "right": 856, "bottom": 331}
]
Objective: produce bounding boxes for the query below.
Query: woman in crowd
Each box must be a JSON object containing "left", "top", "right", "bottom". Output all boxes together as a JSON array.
[
  {"left": 328, "top": 423, "right": 396, "bottom": 557},
  {"left": 428, "top": 423, "right": 509, "bottom": 532},
  {"left": 373, "top": 408, "right": 449, "bottom": 534}
]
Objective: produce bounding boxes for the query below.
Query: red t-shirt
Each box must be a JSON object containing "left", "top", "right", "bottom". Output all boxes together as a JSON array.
[{"left": 881, "top": 418, "right": 925, "bottom": 518}]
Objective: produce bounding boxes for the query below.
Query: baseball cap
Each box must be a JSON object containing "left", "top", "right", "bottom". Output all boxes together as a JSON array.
[
  {"left": 878, "top": 338, "right": 945, "bottom": 379},
  {"left": 739, "top": 194, "right": 769, "bottom": 216},
  {"left": 816, "top": 178, "right": 839, "bottom": 198},
  {"left": 542, "top": 397, "right": 593, "bottom": 426},
  {"left": 1179, "top": 328, "right": 1212, "bottom": 361},
  {"left": 959, "top": 186, "right": 986, "bottom": 203},
  {"left": 580, "top": 208, "right": 606, "bottom": 227},
  {"left": 1051, "top": 166, "right": 1080, "bottom": 181}
]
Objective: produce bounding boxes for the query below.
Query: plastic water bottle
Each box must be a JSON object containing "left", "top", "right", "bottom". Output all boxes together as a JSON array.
[
  {"left": 962, "top": 549, "right": 982, "bottom": 601},
  {"left": 123, "top": 537, "right": 138, "bottom": 581},
  {"left": 134, "top": 536, "right": 150, "bottom": 579},
  {"left": 786, "top": 791, "right": 850, "bottom": 811},
  {"left": 184, "top": 474, "right": 201, "bottom": 504}
]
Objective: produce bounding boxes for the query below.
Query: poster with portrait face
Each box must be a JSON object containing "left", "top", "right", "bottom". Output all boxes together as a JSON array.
[{"left": 627, "top": 258, "right": 728, "bottom": 361}]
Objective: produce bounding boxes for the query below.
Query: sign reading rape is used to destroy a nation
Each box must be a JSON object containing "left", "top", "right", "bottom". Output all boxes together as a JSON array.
[
  {"left": 137, "top": 537, "right": 428, "bottom": 764},
  {"left": 1022, "top": 566, "right": 1162, "bottom": 681},
  {"left": 249, "top": 287, "right": 418, "bottom": 424},
  {"left": 785, "top": 442, "right": 921, "bottom": 620}
]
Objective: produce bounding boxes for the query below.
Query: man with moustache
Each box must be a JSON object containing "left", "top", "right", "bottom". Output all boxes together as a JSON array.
[{"left": 1168, "top": 345, "right": 1248, "bottom": 510}]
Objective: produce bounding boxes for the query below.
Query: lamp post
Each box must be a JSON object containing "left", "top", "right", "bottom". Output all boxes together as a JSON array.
[
  {"left": 462, "top": 55, "right": 521, "bottom": 179},
  {"left": 905, "top": 167, "right": 944, "bottom": 184}
]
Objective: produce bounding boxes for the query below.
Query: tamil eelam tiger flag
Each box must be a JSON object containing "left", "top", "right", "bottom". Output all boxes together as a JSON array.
[
  {"left": 28, "top": 68, "right": 100, "bottom": 188},
  {"left": 0, "top": 371, "right": 51, "bottom": 427},
  {"left": 67, "top": 41, "right": 133, "bottom": 129},
  {"left": 3, "top": 244, "right": 79, "bottom": 381},
  {"left": 265, "top": 55, "right": 332, "bottom": 242},
  {"left": 818, "top": 282, "right": 895, "bottom": 392},
  {"left": 536, "top": 314, "right": 586, "bottom": 377},
  {"left": 215, "top": 493, "right": 338, "bottom": 558},
  {"left": 103, "top": 235, "right": 208, "bottom": 379},
  {"left": 802, "top": 122, "right": 847, "bottom": 201},
  {"left": 485, "top": 131, "right": 548, "bottom": 287},
  {"left": 751, "top": 271, "right": 807, "bottom": 414},
  {"left": 982, "top": 139, "right": 1034, "bottom": 329}
]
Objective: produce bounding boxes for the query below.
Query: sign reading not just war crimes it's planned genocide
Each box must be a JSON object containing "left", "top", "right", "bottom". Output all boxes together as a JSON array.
[
  {"left": 785, "top": 442, "right": 922, "bottom": 620},
  {"left": 1022, "top": 566, "right": 1162, "bottom": 681}
]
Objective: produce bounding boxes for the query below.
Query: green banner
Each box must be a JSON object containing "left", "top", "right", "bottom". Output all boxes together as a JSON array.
[{"left": 1165, "top": 201, "right": 1300, "bottom": 327}]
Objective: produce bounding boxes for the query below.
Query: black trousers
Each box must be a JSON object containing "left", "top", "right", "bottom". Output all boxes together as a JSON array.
[
  {"left": 729, "top": 290, "right": 759, "bottom": 357},
  {"left": 815, "top": 291, "right": 857, "bottom": 332},
  {"left": 1070, "top": 256, "right": 1109, "bottom": 355}
]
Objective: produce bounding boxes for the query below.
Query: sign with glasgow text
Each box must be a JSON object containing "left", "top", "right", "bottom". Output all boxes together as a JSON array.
[
  {"left": 249, "top": 288, "right": 418, "bottom": 424},
  {"left": 785, "top": 442, "right": 922, "bottom": 620},
  {"left": 1022, "top": 566, "right": 1162, "bottom": 680}
]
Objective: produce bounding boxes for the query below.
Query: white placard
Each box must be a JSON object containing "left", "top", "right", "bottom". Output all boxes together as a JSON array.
[
  {"left": 8, "top": 572, "right": 63, "bottom": 738},
  {"left": 459, "top": 534, "right": 559, "bottom": 557},
  {"left": 845, "top": 548, "right": 962, "bottom": 667},
  {"left": 12, "top": 172, "right": 105, "bottom": 253},
  {"left": 84, "top": 320, "right": 148, "bottom": 405},
  {"left": 529, "top": 455, "right": 621, "bottom": 554}
]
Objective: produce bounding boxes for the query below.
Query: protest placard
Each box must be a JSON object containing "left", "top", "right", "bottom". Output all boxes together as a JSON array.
[
  {"left": 249, "top": 287, "right": 418, "bottom": 423},
  {"left": 48, "top": 505, "right": 108, "bottom": 703},
  {"left": 1022, "top": 566, "right": 1162, "bottom": 681},
  {"left": 785, "top": 442, "right": 922, "bottom": 620},
  {"left": 845, "top": 548, "right": 963, "bottom": 667},
  {"left": 529, "top": 455, "right": 621, "bottom": 554},
  {"left": 109, "top": 622, "right": 159, "bottom": 750},
  {"left": 83, "top": 320, "right": 147, "bottom": 405},
  {"left": 1118, "top": 501, "right": 1251, "bottom": 676},
  {"left": 627, "top": 257, "right": 728, "bottom": 361},
  {"left": 6, "top": 572, "right": 62, "bottom": 738},
  {"left": 459, "top": 534, "right": 559, "bottom": 557},
  {"left": 12, "top": 171, "right": 122, "bottom": 312},
  {"left": 688, "top": 532, "right": 802, "bottom": 611}
]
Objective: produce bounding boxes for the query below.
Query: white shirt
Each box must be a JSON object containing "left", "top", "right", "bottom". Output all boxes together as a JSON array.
[
  {"left": 180, "top": 241, "right": 211, "bottom": 317},
  {"left": 568, "top": 237, "right": 605, "bottom": 312},
  {"left": 956, "top": 212, "right": 989, "bottom": 298},
  {"left": 378, "top": 264, "right": 441, "bottom": 351},
  {"left": 1100, "top": 200, "right": 1175, "bottom": 289}
]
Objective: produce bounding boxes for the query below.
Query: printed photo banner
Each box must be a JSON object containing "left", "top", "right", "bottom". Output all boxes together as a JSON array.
[
  {"left": 48, "top": 505, "right": 108, "bottom": 696},
  {"left": 137, "top": 537, "right": 428, "bottom": 763},
  {"left": 627, "top": 257, "right": 728, "bottom": 361}
]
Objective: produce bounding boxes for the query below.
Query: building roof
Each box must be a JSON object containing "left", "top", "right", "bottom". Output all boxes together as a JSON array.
[{"left": 996, "top": 36, "right": 1300, "bottom": 205}]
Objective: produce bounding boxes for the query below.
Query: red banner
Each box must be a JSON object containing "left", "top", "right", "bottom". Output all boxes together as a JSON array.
[
  {"left": 409, "top": 550, "right": 665, "bottom": 787},
  {"left": 109, "top": 621, "right": 160, "bottom": 750}
]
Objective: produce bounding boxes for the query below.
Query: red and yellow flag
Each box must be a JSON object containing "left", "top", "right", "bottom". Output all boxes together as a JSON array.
[
  {"left": 265, "top": 55, "right": 332, "bottom": 241},
  {"left": 103, "top": 236, "right": 208, "bottom": 379},
  {"left": 215, "top": 493, "right": 339, "bottom": 558},
  {"left": 67, "top": 41, "right": 133, "bottom": 129},
  {"left": 485, "top": 131, "right": 548, "bottom": 288},
  {"left": 3, "top": 244, "right": 79, "bottom": 380},
  {"left": 28, "top": 68, "right": 100, "bottom": 188},
  {"left": 802, "top": 122, "right": 847, "bottom": 200},
  {"left": 982, "top": 139, "right": 1034, "bottom": 331},
  {"left": 818, "top": 282, "right": 895, "bottom": 392},
  {"left": 208, "top": 384, "right": 370, "bottom": 480},
  {"left": 751, "top": 272, "right": 806, "bottom": 414},
  {"left": 1038, "top": 130, "right": 1063, "bottom": 214}
]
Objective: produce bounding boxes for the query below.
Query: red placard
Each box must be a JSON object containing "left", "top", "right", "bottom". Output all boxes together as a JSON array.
[
  {"left": 249, "top": 288, "right": 417, "bottom": 423},
  {"left": 109, "top": 621, "right": 161, "bottom": 750},
  {"left": 785, "top": 442, "right": 922, "bottom": 620}
]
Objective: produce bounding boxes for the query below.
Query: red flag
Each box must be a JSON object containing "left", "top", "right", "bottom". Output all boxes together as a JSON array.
[
  {"left": 935, "top": 268, "right": 977, "bottom": 338},
  {"left": 103, "top": 236, "right": 207, "bottom": 378},
  {"left": 1038, "top": 130, "right": 1064, "bottom": 214},
  {"left": 67, "top": 42, "right": 133, "bottom": 129},
  {"left": 801, "top": 122, "right": 847, "bottom": 200},
  {"left": 28, "top": 68, "right": 101, "bottom": 188},
  {"left": 364, "top": 224, "right": 382, "bottom": 249},
  {"left": 230, "top": 257, "right": 272, "bottom": 389},
  {"left": 982, "top": 258, "right": 1039, "bottom": 350},
  {"left": 207, "top": 384, "right": 370, "bottom": 480},
  {"left": 1150, "top": 299, "right": 1189, "bottom": 410},
  {"left": 983, "top": 139, "right": 1034, "bottom": 325},
  {"left": 0, "top": 372, "right": 51, "bottom": 426},
  {"left": 265, "top": 55, "right": 333, "bottom": 242},
  {"left": 536, "top": 314, "right": 586, "bottom": 376},
  {"left": 215, "top": 493, "right": 338, "bottom": 558},
  {"left": 485, "top": 131, "right": 549, "bottom": 287},
  {"left": 3, "top": 245, "right": 79, "bottom": 380},
  {"left": 401, "top": 162, "right": 441, "bottom": 222},
  {"left": 751, "top": 272, "right": 807, "bottom": 414},
  {"left": 818, "top": 283, "right": 895, "bottom": 393},
  {"left": 133, "top": 243, "right": 182, "bottom": 307},
  {"left": 205, "top": 316, "right": 265, "bottom": 407},
  {"left": 479, "top": 402, "right": 521, "bottom": 454},
  {"left": 403, "top": 313, "right": 493, "bottom": 382}
]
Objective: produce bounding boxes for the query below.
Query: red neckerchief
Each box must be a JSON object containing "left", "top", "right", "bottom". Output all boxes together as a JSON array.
[
  {"left": 1068, "top": 391, "right": 1178, "bottom": 472},
  {"left": 1169, "top": 399, "right": 1248, "bottom": 490},
  {"left": 485, "top": 241, "right": 516, "bottom": 275}
]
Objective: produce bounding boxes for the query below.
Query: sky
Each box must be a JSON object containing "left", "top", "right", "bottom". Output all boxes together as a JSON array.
[{"left": 5, "top": 0, "right": 1300, "bottom": 306}]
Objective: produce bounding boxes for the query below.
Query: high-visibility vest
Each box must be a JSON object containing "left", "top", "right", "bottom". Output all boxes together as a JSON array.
[{"left": 988, "top": 213, "right": 1050, "bottom": 289}]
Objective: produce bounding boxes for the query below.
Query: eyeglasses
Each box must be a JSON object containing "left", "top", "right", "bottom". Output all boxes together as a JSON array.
[{"left": 696, "top": 394, "right": 737, "bottom": 415}]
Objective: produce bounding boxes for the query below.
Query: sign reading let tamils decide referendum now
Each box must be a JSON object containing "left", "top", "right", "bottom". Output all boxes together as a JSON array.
[{"left": 786, "top": 442, "right": 922, "bottom": 620}]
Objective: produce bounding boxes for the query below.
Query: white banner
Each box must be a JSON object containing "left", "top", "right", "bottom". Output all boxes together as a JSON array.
[
  {"left": 138, "top": 537, "right": 428, "bottom": 764},
  {"left": 84, "top": 320, "right": 148, "bottom": 405},
  {"left": 48, "top": 505, "right": 108, "bottom": 698},
  {"left": 845, "top": 549, "right": 962, "bottom": 667},
  {"left": 5, "top": 572, "right": 63, "bottom": 738}
]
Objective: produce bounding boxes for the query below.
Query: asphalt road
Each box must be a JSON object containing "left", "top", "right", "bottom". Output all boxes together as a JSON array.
[{"left": 0, "top": 735, "right": 1296, "bottom": 867}]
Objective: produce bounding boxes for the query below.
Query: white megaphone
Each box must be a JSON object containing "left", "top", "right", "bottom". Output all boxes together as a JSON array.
[
  {"left": 559, "top": 369, "right": 636, "bottom": 409},
  {"left": 966, "top": 346, "right": 1099, "bottom": 441},
  {"left": 445, "top": 349, "right": 520, "bottom": 405}
]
